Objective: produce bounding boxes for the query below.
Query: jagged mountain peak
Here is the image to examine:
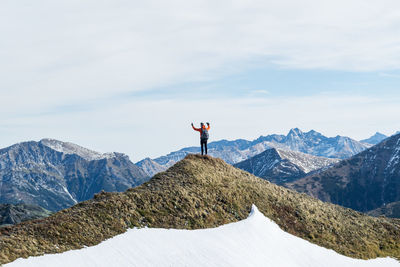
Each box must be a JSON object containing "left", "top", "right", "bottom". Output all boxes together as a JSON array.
[
  {"left": 287, "top": 127, "right": 304, "bottom": 136},
  {"left": 0, "top": 139, "right": 148, "bottom": 212},
  {"left": 360, "top": 132, "right": 388, "bottom": 145},
  {"left": 307, "top": 129, "right": 319, "bottom": 135},
  {"left": 39, "top": 138, "right": 118, "bottom": 161},
  {"left": 373, "top": 132, "right": 387, "bottom": 137},
  {"left": 235, "top": 148, "right": 339, "bottom": 184},
  {"left": 287, "top": 128, "right": 324, "bottom": 138}
]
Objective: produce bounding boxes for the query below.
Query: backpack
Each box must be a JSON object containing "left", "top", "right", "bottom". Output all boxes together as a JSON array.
[{"left": 201, "top": 128, "right": 209, "bottom": 140}]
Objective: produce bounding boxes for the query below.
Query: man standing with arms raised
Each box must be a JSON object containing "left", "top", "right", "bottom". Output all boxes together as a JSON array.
[{"left": 191, "top": 122, "right": 210, "bottom": 155}]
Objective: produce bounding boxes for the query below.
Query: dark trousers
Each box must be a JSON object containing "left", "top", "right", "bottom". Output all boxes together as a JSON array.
[{"left": 201, "top": 139, "right": 208, "bottom": 155}]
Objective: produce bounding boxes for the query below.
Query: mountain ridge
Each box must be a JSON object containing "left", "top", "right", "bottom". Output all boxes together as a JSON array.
[
  {"left": 360, "top": 132, "right": 388, "bottom": 145},
  {"left": 288, "top": 133, "right": 400, "bottom": 214},
  {"left": 368, "top": 201, "right": 400, "bottom": 218},
  {"left": 40, "top": 138, "right": 117, "bottom": 161},
  {"left": 0, "top": 154, "right": 399, "bottom": 265},
  {"left": 0, "top": 140, "right": 149, "bottom": 211},
  {"left": 135, "top": 157, "right": 167, "bottom": 177},
  {"left": 234, "top": 148, "right": 339, "bottom": 184}
]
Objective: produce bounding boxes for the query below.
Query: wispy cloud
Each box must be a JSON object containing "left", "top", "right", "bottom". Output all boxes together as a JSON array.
[
  {"left": 379, "top": 72, "right": 400, "bottom": 78},
  {"left": 250, "top": 90, "right": 269, "bottom": 95},
  {"left": 2, "top": 0, "right": 400, "bottom": 113}
]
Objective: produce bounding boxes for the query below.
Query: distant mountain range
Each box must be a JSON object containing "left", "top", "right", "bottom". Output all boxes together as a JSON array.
[
  {"left": 140, "top": 128, "right": 370, "bottom": 176},
  {"left": 0, "top": 129, "right": 395, "bottom": 220},
  {"left": 288, "top": 133, "right": 400, "bottom": 214},
  {"left": 270, "top": 128, "right": 370, "bottom": 159},
  {"left": 0, "top": 139, "right": 149, "bottom": 211},
  {"left": 234, "top": 148, "right": 339, "bottom": 185}
]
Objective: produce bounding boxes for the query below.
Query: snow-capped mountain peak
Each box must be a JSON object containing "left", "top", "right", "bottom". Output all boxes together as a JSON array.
[
  {"left": 288, "top": 127, "right": 303, "bottom": 135},
  {"left": 234, "top": 148, "right": 339, "bottom": 185},
  {"left": 287, "top": 128, "right": 305, "bottom": 140},
  {"left": 39, "top": 138, "right": 116, "bottom": 161},
  {"left": 0, "top": 139, "right": 148, "bottom": 211},
  {"left": 276, "top": 148, "right": 340, "bottom": 173}
]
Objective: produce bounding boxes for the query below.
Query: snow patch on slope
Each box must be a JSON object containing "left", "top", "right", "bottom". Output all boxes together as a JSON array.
[
  {"left": 62, "top": 186, "right": 77, "bottom": 204},
  {"left": 6, "top": 205, "right": 398, "bottom": 267},
  {"left": 386, "top": 137, "right": 400, "bottom": 174}
]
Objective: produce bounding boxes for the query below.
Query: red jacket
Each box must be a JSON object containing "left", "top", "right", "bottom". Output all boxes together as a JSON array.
[{"left": 192, "top": 124, "right": 210, "bottom": 137}]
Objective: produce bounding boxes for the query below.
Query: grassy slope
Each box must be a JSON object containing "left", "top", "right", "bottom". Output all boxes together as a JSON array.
[
  {"left": 369, "top": 201, "right": 400, "bottom": 218},
  {"left": 0, "top": 204, "right": 52, "bottom": 227},
  {"left": 0, "top": 155, "right": 399, "bottom": 264}
]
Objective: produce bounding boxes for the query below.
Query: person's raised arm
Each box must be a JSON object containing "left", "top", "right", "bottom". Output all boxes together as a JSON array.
[
  {"left": 206, "top": 122, "right": 210, "bottom": 130},
  {"left": 191, "top": 123, "right": 200, "bottom": 131}
]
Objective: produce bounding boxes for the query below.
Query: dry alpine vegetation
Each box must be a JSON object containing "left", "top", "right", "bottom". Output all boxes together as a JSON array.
[{"left": 0, "top": 154, "right": 399, "bottom": 265}]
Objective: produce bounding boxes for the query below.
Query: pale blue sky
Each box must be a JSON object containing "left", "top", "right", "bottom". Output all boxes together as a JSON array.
[
  {"left": 124, "top": 67, "right": 400, "bottom": 99},
  {"left": 1, "top": 0, "right": 400, "bottom": 160}
]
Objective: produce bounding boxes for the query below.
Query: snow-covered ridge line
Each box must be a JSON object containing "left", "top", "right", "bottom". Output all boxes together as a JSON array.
[
  {"left": 40, "top": 138, "right": 118, "bottom": 161},
  {"left": 276, "top": 148, "right": 340, "bottom": 173},
  {"left": 6, "top": 205, "right": 399, "bottom": 267}
]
